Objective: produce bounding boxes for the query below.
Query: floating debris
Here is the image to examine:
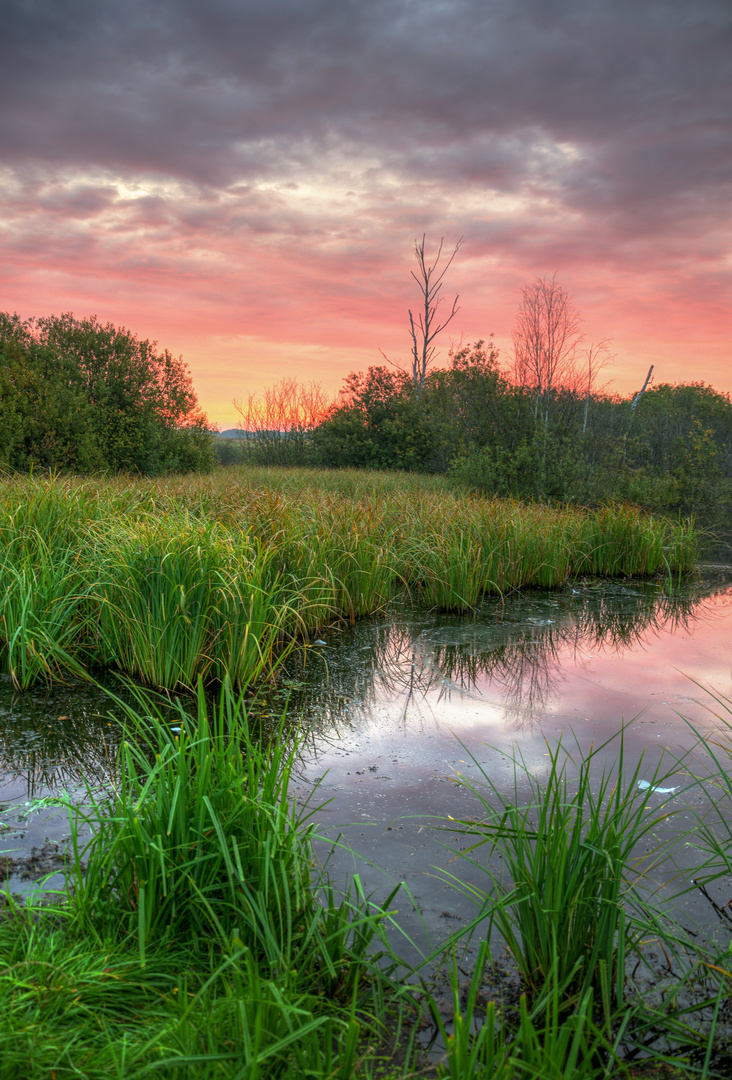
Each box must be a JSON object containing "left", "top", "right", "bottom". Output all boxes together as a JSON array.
[{"left": 638, "top": 779, "right": 677, "bottom": 794}]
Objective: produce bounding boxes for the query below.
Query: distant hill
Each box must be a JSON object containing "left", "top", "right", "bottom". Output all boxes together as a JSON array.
[{"left": 215, "top": 429, "right": 285, "bottom": 440}]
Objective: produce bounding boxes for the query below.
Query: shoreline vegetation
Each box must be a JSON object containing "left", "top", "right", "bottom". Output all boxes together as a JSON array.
[
  {"left": 4, "top": 310, "right": 732, "bottom": 524},
  {"left": 0, "top": 466, "right": 696, "bottom": 692},
  {"left": 220, "top": 347, "right": 732, "bottom": 521},
  {"left": 4, "top": 682, "right": 732, "bottom": 1077},
  {"left": 1, "top": 466, "right": 718, "bottom": 1077}
]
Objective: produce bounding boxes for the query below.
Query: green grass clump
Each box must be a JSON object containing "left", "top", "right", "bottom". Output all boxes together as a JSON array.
[
  {"left": 4, "top": 683, "right": 732, "bottom": 1076},
  {"left": 0, "top": 467, "right": 697, "bottom": 690},
  {"left": 68, "top": 680, "right": 392, "bottom": 980},
  {"left": 440, "top": 734, "right": 675, "bottom": 1002},
  {"left": 0, "top": 680, "right": 417, "bottom": 1079},
  {"left": 96, "top": 523, "right": 294, "bottom": 690},
  {"left": 422, "top": 726, "right": 732, "bottom": 1079},
  {"left": 0, "top": 536, "right": 92, "bottom": 688}
]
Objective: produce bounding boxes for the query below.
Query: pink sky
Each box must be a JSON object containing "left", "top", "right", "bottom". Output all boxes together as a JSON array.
[{"left": 2, "top": 0, "right": 730, "bottom": 428}]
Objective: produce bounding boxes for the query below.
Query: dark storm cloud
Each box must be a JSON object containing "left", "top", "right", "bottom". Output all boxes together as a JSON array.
[{"left": 2, "top": 0, "right": 730, "bottom": 240}]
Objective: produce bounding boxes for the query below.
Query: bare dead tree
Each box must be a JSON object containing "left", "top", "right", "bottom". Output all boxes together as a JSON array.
[
  {"left": 630, "top": 365, "right": 654, "bottom": 414},
  {"left": 233, "top": 377, "right": 333, "bottom": 464},
  {"left": 512, "top": 274, "right": 582, "bottom": 425},
  {"left": 623, "top": 363, "right": 655, "bottom": 462},
  {"left": 382, "top": 235, "right": 463, "bottom": 397},
  {"left": 409, "top": 234, "right": 464, "bottom": 395}
]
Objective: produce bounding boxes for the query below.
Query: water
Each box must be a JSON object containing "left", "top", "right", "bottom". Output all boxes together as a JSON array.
[
  {"left": 0, "top": 680, "right": 127, "bottom": 892},
  {"left": 2, "top": 568, "right": 732, "bottom": 955},
  {"left": 282, "top": 568, "right": 732, "bottom": 960}
]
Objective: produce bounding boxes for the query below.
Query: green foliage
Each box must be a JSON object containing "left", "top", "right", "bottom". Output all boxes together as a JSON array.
[
  {"left": 442, "top": 734, "right": 672, "bottom": 1000},
  {"left": 0, "top": 470, "right": 696, "bottom": 689},
  {"left": 97, "top": 523, "right": 293, "bottom": 690},
  {"left": 5, "top": 679, "right": 732, "bottom": 1075},
  {"left": 312, "top": 343, "right": 527, "bottom": 474},
  {"left": 0, "top": 682, "right": 416, "bottom": 1079},
  {"left": 312, "top": 348, "right": 732, "bottom": 515},
  {"left": 0, "top": 311, "right": 214, "bottom": 475},
  {"left": 0, "top": 538, "right": 92, "bottom": 689},
  {"left": 69, "top": 681, "right": 376, "bottom": 972},
  {"left": 427, "top": 727, "right": 728, "bottom": 1077},
  {"left": 312, "top": 366, "right": 438, "bottom": 471}
]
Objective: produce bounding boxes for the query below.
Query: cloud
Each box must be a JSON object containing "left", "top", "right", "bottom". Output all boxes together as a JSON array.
[
  {"left": 4, "top": 1, "right": 730, "bottom": 201},
  {"left": 1, "top": 0, "right": 730, "bottom": 422}
]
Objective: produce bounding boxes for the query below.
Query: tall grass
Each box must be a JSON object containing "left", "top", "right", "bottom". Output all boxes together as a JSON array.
[
  {"left": 0, "top": 536, "right": 92, "bottom": 688},
  {"left": 4, "top": 678, "right": 732, "bottom": 1075},
  {"left": 0, "top": 468, "right": 697, "bottom": 690},
  {"left": 427, "top": 942, "right": 629, "bottom": 1079},
  {"left": 423, "top": 729, "right": 729, "bottom": 1078},
  {"left": 0, "top": 679, "right": 417, "bottom": 1079},
  {"left": 438, "top": 734, "right": 679, "bottom": 1003},
  {"left": 97, "top": 524, "right": 294, "bottom": 690},
  {"left": 67, "top": 679, "right": 394, "bottom": 982},
  {"left": 655, "top": 688, "right": 732, "bottom": 1070}
]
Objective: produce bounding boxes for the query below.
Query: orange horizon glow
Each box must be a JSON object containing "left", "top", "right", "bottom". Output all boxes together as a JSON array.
[{"left": 5, "top": 242, "right": 729, "bottom": 430}]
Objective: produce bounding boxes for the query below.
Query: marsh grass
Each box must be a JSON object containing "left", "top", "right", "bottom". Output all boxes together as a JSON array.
[
  {"left": 428, "top": 947, "right": 644, "bottom": 1079},
  {"left": 2, "top": 681, "right": 731, "bottom": 1076},
  {"left": 0, "top": 468, "right": 697, "bottom": 691},
  {"left": 0, "top": 537, "right": 92, "bottom": 688},
  {"left": 97, "top": 524, "right": 294, "bottom": 690},
  {"left": 0, "top": 679, "right": 419, "bottom": 1079},
  {"left": 0, "top": 901, "right": 415, "bottom": 1079},
  {"left": 410, "top": 728, "right": 732, "bottom": 1078},
  {"left": 648, "top": 689, "right": 732, "bottom": 1069},
  {"left": 67, "top": 679, "right": 396, "bottom": 982},
  {"left": 436, "top": 733, "right": 681, "bottom": 1004}
]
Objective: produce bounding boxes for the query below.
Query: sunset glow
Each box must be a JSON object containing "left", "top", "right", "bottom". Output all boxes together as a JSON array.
[{"left": 2, "top": 0, "right": 730, "bottom": 427}]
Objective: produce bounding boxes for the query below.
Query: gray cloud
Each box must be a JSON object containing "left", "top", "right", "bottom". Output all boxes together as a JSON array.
[
  {"left": 2, "top": 0, "right": 729, "bottom": 229},
  {"left": 2, "top": 0, "right": 731, "bottom": 393}
]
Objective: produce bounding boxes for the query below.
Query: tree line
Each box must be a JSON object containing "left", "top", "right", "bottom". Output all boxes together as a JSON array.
[
  {"left": 224, "top": 344, "right": 732, "bottom": 514},
  {"left": 4, "top": 246, "right": 730, "bottom": 508},
  {"left": 224, "top": 247, "right": 731, "bottom": 514},
  {"left": 0, "top": 312, "right": 214, "bottom": 474}
]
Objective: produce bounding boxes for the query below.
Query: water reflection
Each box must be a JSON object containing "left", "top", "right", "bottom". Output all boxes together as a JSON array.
[
  {"left": 0, "top": 679, "right": 125, "bottom": 800},
  {"left": 0, "top": 572, "right": 728, "bottom": 802},
  {"left": 284, "top": 575, "right": 728, "bottom": 735}
]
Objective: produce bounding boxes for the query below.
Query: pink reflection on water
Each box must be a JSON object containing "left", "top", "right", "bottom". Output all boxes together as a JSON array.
[{"left": 304, "top": 580, "right": 732, "bottom": 790}]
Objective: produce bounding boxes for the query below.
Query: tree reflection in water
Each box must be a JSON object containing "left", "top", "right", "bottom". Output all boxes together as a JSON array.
[
  {"left": 0, "top": 680, "right": 128, "bottom": 800},
  {"left": 284, "top": 575, "right": 730, "bottom": 736},
  {"left": 0, "top": 574, "right": 729, "bottom": 796}
]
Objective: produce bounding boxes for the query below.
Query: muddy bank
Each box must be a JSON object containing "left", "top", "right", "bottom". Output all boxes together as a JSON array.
[{"left": 0, "top": 840, "right": 71, "bottom": 884}]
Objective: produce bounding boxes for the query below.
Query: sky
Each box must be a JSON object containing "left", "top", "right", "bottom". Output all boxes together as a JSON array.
[{"left": 2, "top": 0, "right": 730, "bottom": 428}]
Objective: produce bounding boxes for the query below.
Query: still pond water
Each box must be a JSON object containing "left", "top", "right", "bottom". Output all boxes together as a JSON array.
[{"left": 3, "top": 565, "right": 732, "bottom": 961}]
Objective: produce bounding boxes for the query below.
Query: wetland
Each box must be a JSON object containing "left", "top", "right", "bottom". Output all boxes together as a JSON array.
[{"left": 2, "top": 467, "right": 730, "bottom": 1078}]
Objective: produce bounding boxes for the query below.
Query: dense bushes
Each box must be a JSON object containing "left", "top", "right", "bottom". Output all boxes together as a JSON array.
[
  {"left": 0, "top": 312, "right": 214, "bottom": 474},
  {"left": 303, "top": 342, "right": 732, "bottom": 513}
]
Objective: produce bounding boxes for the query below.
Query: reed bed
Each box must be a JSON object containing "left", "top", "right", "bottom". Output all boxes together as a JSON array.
[
  {"left": 0, "top": 468, "right": 697, "bottom": 691},
  {"left": 420, "top": 725, "right": 732, "bottom": 1079},
  {"left": 434, "top": 734, "right": 687, "bottom": 1003}
]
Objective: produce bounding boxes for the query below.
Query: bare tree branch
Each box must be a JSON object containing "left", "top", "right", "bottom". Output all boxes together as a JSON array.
[
  {"left": 512, "top": 273, "right": 583, "bottom": 425},
  {"left": 233, "top": 377, "right": 333, "bottom": 464},
  {"left": 408, "top": 234, "right": 463, "bottom": 396},
  {"left": 381, "top": 235, "right": 463, "bottom": 396},
  {"left": 631, "top": 365, "right": 654, "bottom": 411}
]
